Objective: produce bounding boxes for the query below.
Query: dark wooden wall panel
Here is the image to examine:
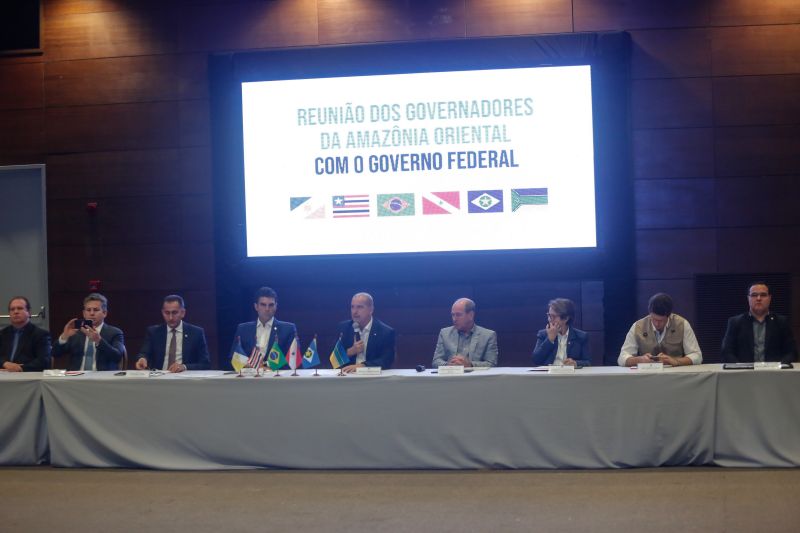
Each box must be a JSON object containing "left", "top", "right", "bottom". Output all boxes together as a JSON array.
[
  {"left": 633, "top": 128, "right": 714, "bottom": 179},
  {"left": 466, "top": 0, "right": 573, "bottom": 37},
  {"left": 574, "top": 0, "right": 709, "bottom": 32},
  {"left": 636, "top": 229, "right": 718, "bottom": 279},
  {"left": 715, "top": 176, "right": 800, "bottom": 228},
  {"left": 717, "top": 228, "right": 800, "bottom": 273},
  {"left": 318, "top": 0, "right": 464, "bottom": 44},
  {"left": 630, "top": 29, "right": 711, "bottom": 79},
  {"left": 634, "top": 178, "right": 716, "bottom": 229},
  {"left": 715, "top": 125, "right": 800, "bottom": 177},
  {"left": 712, "top": 25, "right": 800, "bottom": 76},
  {"left": 0, "top": 109, "right": 45, "bottom": 160},
  {"left": 632, "top": 78, "right": 712, "bottom": 129},
  {"left": 713, "top": 75, "right": 800, "bottom": 127},
  {"left": 709, "top": 0, "right": 800, "bottom": 26},
  {"left": 0, "top": 63, "right": 43, "bottom": 110}
]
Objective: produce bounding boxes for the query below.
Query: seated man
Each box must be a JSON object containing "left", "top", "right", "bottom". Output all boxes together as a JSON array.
[
  {"left": 228, "top": 286, "right": 297, "bottom": 369},
  {"left": 618, "top": 292, "right": 702, "bottom": 367},
  {"left": 53, "top": 293, "right": 125, "bottom": 371},
  {"left": 336, "top": 292, "right": 395, "bottom": 373},
  {"left": 432, "top": 298, "right": 498, "bottom": 368},
  {"left": 721, "top": 281, "right": 798, "bottom": 364},
  {"left": 135, "top": 294, "right": 210, "bottom": 372},
  {"left": 532, "top": 298, "right": 590, "bottom": 367},
  {"left": 0, "top": 296, "right": 51, "bottom": 372}
]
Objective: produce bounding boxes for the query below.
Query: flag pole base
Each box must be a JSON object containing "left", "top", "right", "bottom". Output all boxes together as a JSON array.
[{"left": 291, "top": 370, "right": 298, "bottom": 376}]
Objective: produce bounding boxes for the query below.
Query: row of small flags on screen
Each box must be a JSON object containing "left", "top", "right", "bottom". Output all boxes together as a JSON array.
[
  {"left": 290, "top": 189, "right": 548, "bottom": 219},
  {"left": 231, "top": 335, "right": 354, "bottom": 372}
]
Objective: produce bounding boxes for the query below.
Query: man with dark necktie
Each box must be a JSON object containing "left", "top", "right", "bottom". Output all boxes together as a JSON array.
[
  {"left": 0, "top": 296, "right": 51, "bottom": 372},
  {"left": 53, "top": 293, "right": 125, "bottom": 371},
  {"left": 135, "top": 294, "right": 210, "bottom": 372}
]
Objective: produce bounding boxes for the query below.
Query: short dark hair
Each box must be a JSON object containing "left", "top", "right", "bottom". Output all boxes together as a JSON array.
[
  {"left": 254, "top": 286, "right": 278, "bottom": 303},
  {"left": 748, "top": 281, "right": 770, "bottom": 295},
  {"left": 648, "top": 293, "right": 673, "bottom": 317},
  {"left": 8, "top": 296, "right": 30, "bottom": 312},
  {"left": 548, "top": 298, "right": 575, "bottom": 323},
  {"left": 84, "top": 293, "right": 108, "bottom": 311},
  {"left": 163, "top": 294, "right": 185, "bottom": 308}
]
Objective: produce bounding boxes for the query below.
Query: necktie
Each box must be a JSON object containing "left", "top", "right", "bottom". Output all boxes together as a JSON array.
[
  {"left": 10, "top": 329, "right": 22, "bottom": 362},
  {"left": 84, "top": 335, "right": 95, "bottom": 371},
  {"left": 168, "top": 328, "right": 177, "bottom": 367}
]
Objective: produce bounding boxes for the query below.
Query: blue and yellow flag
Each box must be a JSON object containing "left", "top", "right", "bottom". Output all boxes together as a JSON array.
[
  {"left": 302, "top": 337, "right": 321, "bottom": 369},
  {"left": 267, "top": 340, "right": 287, "bottom": 370},
  {"left": 230, "top": 337, "right": 249, "bottom": 373},
  {"left": 329, "top": 338, "right": 349, "bottom": 369}
]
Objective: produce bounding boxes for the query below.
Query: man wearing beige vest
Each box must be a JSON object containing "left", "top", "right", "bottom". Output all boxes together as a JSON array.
[{"left": 618, "top": 293, "right": 702, "bottom": 367}]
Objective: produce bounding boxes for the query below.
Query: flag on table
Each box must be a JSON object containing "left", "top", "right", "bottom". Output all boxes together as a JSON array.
[
  {"left": 267, "top": 339, "right": 287, "bottom": 370},
  {"left": 246, "top": 344, "right": 262, "bottom": 368},
  {"left": 468, "top": 190, "right": 504, "bottom": 213},
  {"left": 329, "top": 338, "right": 349, "bottom": 369},
  {"left": 377, "top": 193, "right": 415, "bottom": 217},
  {"left": 290, "top": 196, "right": 325, "bottom": 219},
  {"left": 287, "top": 336, "right": 302, "bottom": 371},
  {"left": 231, "top": 337, "right": 249, "bottom": 373},
  {"left": 332, "top": 194, "right": 370, "bottom": 218},
  {"left": 511, "top": 188, "right": 548, "bottom": 211},
  {"left": 421, "top": 191, "right": 460, "bottom": 215},
  {"left": 302, "top": 337, "right": 321, "bottom": 369}
]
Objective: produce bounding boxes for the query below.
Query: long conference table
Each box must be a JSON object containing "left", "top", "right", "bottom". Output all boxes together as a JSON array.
[{"left": 1, "top": 365, "right": 798, "bottom": 470}]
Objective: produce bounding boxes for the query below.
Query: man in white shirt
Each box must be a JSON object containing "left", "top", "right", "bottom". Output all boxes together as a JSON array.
[{"left": 618, "top": 293, "right": 702, "bottom": 367}]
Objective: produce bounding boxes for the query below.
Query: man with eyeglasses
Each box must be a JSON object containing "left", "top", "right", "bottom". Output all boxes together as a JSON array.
[
  {"left": 720, "top": 282, "right": 798, "bottom": 364},
  {"left": 532, "top": 298, "right": 590, "bottom": 367},
  {"left": 53, "top": 293, "right": 126, "bottom": 371},
  {"left": 618, "top": 293, "right": 702, "bottom": 367},
  {"left": 135, "top": 294, "right": 210, "bottom": 372},
  {"left": 0, "top": 296, "right": 51, "bottom": 372},
  {"left": 432, "top": 297, "right": 498, "bottom": 368}
]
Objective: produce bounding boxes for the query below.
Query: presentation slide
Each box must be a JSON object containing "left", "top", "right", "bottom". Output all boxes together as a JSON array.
[{"left": 241, "top": 65, "right": 597, "bottom": 258}]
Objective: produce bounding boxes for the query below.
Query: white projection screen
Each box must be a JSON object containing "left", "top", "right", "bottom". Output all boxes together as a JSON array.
[{"left": 241, "top": 65, "right": 597, "bottom": 258}]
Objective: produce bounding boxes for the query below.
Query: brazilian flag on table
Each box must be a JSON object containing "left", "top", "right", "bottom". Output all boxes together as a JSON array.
[{"left": 267, "top": 339, "right": 287, "bottom": 370}]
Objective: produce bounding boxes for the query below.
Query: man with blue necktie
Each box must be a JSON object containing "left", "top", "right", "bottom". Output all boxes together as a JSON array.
[
  {"left": 227, "top": 287, "right": 297, "bottom": 370},
  {"left": 53, "top": 293, "right": 125, "bottom": 371},
  {"left": 0, "top": 296, "right": 51, "bottom": 372},
  {"left": 135, "top": 294, "right": 210, "bottom": 372}
]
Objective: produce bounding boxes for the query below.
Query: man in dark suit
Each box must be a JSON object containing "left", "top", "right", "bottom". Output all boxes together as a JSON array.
[
  {"left": 135, "top": 294, "right": 210, "bottom": 372},
  {"left": 52, "top": 293, "right": 125, "bottom": 371},
  {"left": 0, "top": 296, "right": 51, "bottom": 372},
  {"left": 721, "top": 281, "right": 798, "bottom": 364},
  {"left": 532, "top": 298, "right": 591, "bottom": 367},
  {"left": 337, "top": 292, "right": 395, "bottom": 373},
  {"left": 227, "top": 286, "right": 297, "bottom": 370}
]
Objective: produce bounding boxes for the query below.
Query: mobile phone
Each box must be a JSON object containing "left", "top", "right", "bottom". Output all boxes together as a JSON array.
[{"left": 74, "top": 319, "right": 93, "bottom": 329}]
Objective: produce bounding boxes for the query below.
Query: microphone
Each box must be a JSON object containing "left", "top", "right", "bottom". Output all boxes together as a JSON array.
[
  {"left": 353, "top": 323, "right": 361, "bottom": 343},
  {"left": 415, "top": 364, "right": 426, "bottom": 372}
]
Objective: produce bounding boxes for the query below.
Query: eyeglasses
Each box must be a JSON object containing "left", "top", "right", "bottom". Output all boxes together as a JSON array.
[
  {"left": 546, "top": 313, "right": 561, "bottom": 320},
  {"left": 748, "top": 292, "right": 769, "bottom": 298}
]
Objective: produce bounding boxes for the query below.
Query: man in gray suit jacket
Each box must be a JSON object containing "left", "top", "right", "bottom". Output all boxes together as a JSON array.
[{"left": 432, "top": 298, "right": 498, "bottom": 368}]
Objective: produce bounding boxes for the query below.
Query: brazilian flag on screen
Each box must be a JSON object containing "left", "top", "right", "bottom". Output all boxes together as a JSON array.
[{"left": 267, "top": 340, "right": 287, "bottom": 370}]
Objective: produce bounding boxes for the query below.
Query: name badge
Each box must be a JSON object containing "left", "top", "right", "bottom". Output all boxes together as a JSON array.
[
  {"left": 43, "top": 369, "right": 66, "bottom": 377},
  {"left": 548, "top": 365, "right": 575, "bottom": 374},
  {"left": 754, "top": 362, "right": 782, "bottom": 371},
  {"left": 438, "top": 365, "right": 465, "bottom": 375},
  {"left": 125, "top": 370, "right": 151, "bottom": 378},
  {"left": 637, "top": 362, "right": 664, "bottom": 372},
  {"left": 355, "top": 366, "right": 382, "bottom": 376},
  {"left": 239, "top": 368, "right": 259, "bottom": 377}
]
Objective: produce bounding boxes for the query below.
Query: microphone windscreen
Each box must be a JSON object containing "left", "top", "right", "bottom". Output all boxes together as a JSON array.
[
  {"left": 415, "top": 364, "right": 426, "bottom": 372},
  {"left": 353, "top": 323, "right": 361, "bottom": 341}
]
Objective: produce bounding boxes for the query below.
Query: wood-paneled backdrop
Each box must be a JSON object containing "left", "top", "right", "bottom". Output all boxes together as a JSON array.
[{"left": 1, "top": 0, "right": 798, "bottom": 367}]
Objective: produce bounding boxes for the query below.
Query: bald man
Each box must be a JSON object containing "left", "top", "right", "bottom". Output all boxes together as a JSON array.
[
  {"left": 432, "top": 298, "right": 498, "bottom": 368},
  {"left": 336, "top": 292, "right": 396, "bottom": 373}
]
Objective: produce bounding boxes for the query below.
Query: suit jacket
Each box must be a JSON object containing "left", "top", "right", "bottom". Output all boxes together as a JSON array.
[
  {"left": 532, "top": 327, "right": 591, "bottom": 367},
  {"left": 136, "top": 321, "right": 210, "bottom": 370},
  {"left": 432, "top": 324, "right": 498, "bottom": 368},
  {"left": 52, "top": 323, "right": 125, "bottom": 371},
  {"left": 721, "top": 312, "right": 798, "bottom": 364},
  {"left": 337, "top": 318, "right": 395, "bottom": 369},
  {"left": 0, "top": 322, "right": 52, "bottom": 372},
  {"left": 227, "top": 319, "right": 298, "bottom": 370}
]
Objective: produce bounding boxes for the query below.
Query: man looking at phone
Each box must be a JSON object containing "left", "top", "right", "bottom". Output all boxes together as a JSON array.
[
  {"left": 432, "top": 298, "right": 498, "bottom": 368},
  {"left": 135, "top": 294, "right": 210, "bottom": 372},
  {"left": 53, "top": 293, "right": 125, "bottom": 371},
  {"left": 618, "top": 293, "right": 702, "bottom": 367},
  {"left": 0, "top": 296, "right": 51, "bottom": 372}
]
